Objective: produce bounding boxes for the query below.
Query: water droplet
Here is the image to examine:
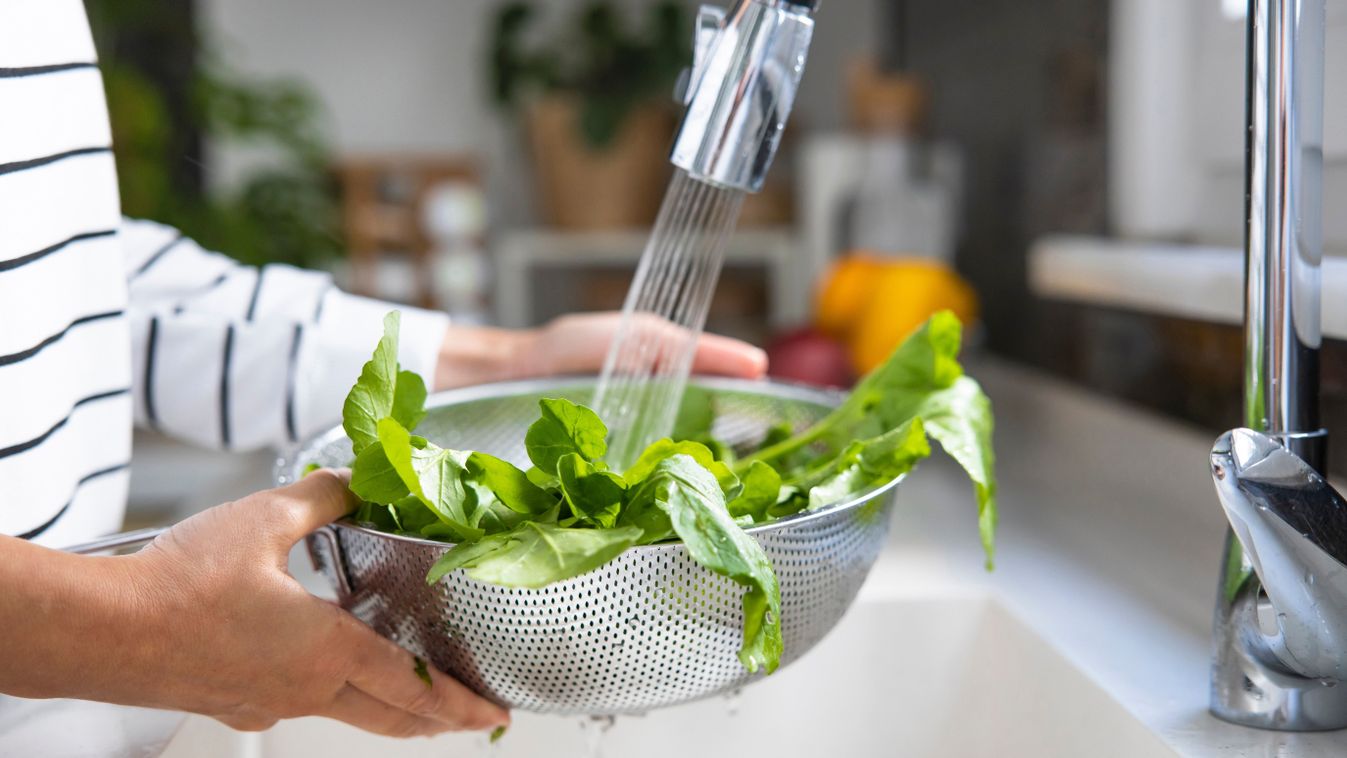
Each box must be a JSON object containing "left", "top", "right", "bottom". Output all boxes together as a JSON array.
[
  {"left": 579, "top": 715, "right": 617, "bottom": 758},
  {"left": 724, "top": 687, "right": 744, "bottom": 718},
  {"left": 476, "top": 730, "right": 501, "bottom": 757}
]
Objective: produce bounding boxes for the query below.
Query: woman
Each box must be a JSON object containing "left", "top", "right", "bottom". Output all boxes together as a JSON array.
[{"left": 0, "top": 0, "right": 766, "bottom": 747}]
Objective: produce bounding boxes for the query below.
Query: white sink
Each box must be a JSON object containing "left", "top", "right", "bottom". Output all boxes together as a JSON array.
[{"left": 162, "top": 593, "right": 1173, "bottom": 758}]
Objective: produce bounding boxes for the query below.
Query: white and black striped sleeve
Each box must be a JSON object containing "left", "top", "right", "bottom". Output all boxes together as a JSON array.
[{"left": 121, "top": 218, "right": 450, "bottom": 451}]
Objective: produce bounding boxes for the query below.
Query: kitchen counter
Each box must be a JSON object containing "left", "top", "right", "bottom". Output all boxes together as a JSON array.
[
  {"left": 870, "top": 359, "right": 1347, "bottom": 755},
  {"left": 1027, "top": 233, "right": 1347, "bottom": 338},
  {"left": 37, "top": 358, "right": 1347, "bottom": 756}
]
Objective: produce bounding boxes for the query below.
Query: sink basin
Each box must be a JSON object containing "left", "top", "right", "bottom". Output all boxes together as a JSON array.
[{"left": 162, "top": 594, "right": 1174, "bottom": 757}]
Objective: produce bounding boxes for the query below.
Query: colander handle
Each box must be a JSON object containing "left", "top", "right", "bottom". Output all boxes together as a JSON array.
[
  {"left": 59, "top": 526, "right": 169, "bottom": 555},
  {"left": 307, "top": 524, "right": 354, "bottom": 598}
]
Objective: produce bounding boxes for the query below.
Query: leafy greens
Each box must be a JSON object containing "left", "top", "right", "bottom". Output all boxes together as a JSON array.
[{"left": 341, "top": 310, "right": 996, "bottom": 676}]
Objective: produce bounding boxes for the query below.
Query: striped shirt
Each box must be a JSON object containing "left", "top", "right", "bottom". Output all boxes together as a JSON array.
[{"left": 0, "top": 1, "right": 450, "bottom": 547}]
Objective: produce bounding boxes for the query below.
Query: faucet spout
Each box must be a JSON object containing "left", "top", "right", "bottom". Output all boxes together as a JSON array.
[
  {"left": 1208, "top": 0, "right": 1346, "bottom": 731},
  {"left": 1212, "top": 428, "right": 1347, "bottom": 681}
]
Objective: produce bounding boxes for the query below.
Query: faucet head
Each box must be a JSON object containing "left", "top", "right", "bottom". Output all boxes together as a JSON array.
[{"left": 669, "top": 1, "right": 817, "bottom": 192}]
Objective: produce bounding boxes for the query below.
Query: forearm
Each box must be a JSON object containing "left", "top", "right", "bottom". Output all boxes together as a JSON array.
[
  {"left": 0, "top": 536, "right": 146, "bottom": 702},
  {"left": 121, "top": 218, "right": 451, "bottom": 449},
  {"left": 433, "top": 325, "right": 535, "bottom": 390}
]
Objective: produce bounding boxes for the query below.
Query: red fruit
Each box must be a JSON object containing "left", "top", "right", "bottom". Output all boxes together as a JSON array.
[{"left": 766, "top": 328, "right": 855, "bottom": 388}]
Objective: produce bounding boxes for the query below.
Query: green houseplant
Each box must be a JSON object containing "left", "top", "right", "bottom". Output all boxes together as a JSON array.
[
  {"left": 490, "top": 1, "right": 692, "bottom": 229},
  {"left": 86, "top": 0, "right": 342, "bottom": 269}
]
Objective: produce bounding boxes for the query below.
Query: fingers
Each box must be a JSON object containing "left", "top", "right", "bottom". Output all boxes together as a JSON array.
[
  {"left": 340, "top": 618, "right": 509, "bottom": 731},
  {"left": 691, "top": 332, "right": 769, "bottom": 378},
  {"left": 567, "top": 312, "right": 768, "bottom": 379},
  {"left": 323, "top": 685, "right": 455, "bottom": 738},
  {"left": 246, "top": 468, "right": 359, "bottom": 546}
]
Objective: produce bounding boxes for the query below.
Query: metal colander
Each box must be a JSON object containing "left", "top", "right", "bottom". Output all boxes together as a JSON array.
[{"left": 276, "top": 377, "right": 902, "bottom": 715}]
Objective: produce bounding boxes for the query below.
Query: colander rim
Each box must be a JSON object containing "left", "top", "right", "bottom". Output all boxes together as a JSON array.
[{"left": 276, "top": 375, "right": 905, "bottom": 547}]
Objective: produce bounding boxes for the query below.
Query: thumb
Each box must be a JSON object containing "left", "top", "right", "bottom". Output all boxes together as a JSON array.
[{"left": 252, "top": 467, "right": 359, "bottom": 547}]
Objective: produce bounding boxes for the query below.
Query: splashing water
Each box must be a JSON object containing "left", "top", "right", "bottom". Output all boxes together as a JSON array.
[
  {"left": 578, "top": 714, "right": 618, "bottom": 758},
  {"left": 475, "top": 730, "right": 502, "bottom": 758},
  {"left": 593, "top": 170, "right": 746, "bottom": 470},
  {"left": 723, "top": 687, "right": 744, "bottom": 718}
]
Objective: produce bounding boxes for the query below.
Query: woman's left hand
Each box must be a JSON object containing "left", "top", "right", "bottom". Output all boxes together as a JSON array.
[{"left": 433, "top": 312, "right": 768, "bottom": 390}]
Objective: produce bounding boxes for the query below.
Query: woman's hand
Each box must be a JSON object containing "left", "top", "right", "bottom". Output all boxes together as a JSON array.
[
  {"left": 0, "top": 470, "right": 509, "bottom": 738},
  {"left": 434, "top": 312, "right": 768, "bottom": 390}
]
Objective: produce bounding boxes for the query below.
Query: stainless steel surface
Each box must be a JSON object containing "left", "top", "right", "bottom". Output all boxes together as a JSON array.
[
  {"left": 278, "top": 377, "right": 901, "bottom": 716},
  {"left": 1212, "top": 0, "right": 1336, "bottom": 729},
  {"left": 58, "top": 527, "right": 167, "bottom": 555},
  {"left": 669, "top": 1, "right": 815, "bottom": 192},
  {"left": 1241, "top": 0, "right": 1325, "bottom": 464},
  {"left": 1210, "top": 429, "right": 1347, "bottom": 729}
]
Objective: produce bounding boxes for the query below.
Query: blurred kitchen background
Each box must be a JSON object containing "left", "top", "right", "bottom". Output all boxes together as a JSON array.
[{"left": 100, "top": 0, "right": 1347, "bottom": 524}]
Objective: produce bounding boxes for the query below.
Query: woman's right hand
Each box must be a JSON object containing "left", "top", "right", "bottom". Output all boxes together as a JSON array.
[{"left": 0, "top": 469, "right": 509, "bottom": 738}]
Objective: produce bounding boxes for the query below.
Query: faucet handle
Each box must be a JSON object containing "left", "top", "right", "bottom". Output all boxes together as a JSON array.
[
  {"left": 1213, "top": 428, "right": 1347, "bottom": 570},
  {"left": 1211, "top": 428, "right": 1347, "bottom": 683}
]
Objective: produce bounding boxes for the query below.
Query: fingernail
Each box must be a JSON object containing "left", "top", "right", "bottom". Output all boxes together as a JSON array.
[{"left": 751, "top": 348, "right": 769, "bottom": 374}]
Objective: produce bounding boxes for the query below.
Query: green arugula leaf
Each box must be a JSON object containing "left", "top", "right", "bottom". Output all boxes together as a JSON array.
[
  {"left": 426, "top": 522, "right": 642, "bottom": 588},
  {"left": 556, "top": 452, "right": 626, "bottom": 528},
  {"left": 622, "top": 454, "right": 783, "bottom": 673},
  {"left": 349, "top": 441, "right": 411, "bottom": 504},
  {"left": 412, "top": 657, "right": 432, "bottom": 688},
  {"left": 425, "top": 533, "right": 510, "bottom": 583},
  {"left": 390, "top": 494, "right": 440, "bottom": 533},
  {"left": 379, "top": 418, "right": 484, "bottom": 542},
  {"left": 790, "top": 418, "right": 930, "bottom": 496},
  {"left": 392, "top": 369, "right": 428, "bottom": 431},
  {"left": 756, "top": 422, "right": 807, "bottom": 473},
  {"left": 910, "top": 376, "right": 996, "bottom": 568},
  {"left": 525, "top": 465, "right": 560, "bottom": 491},
  {"left": 741, "top": 311, "right": 997, "bottom": 566},
  {"left": 624, "top": 438, "right": 741, "bottom": 500},
  {"left": 727, "top": 460, "right": 781, "bottom": 522},
  {"left": 766, "top": 484, "right": 807, "bottom": 520},
  {"left": 353, "top": 501, "right": 399, "bottom": 532},
  {"left": 524, "top": 398, "right": 608, "bottom": 473},
  {"left": 805, "top": 423, "right": 930, "bottom": 510},
  {"left": 473, "top": 496, "right": 530, "bottom": 534},
  {"left": 467, "top": 452, "right": 558, "bottom": 515},
  {"left": 342, "top": 312, "right": 428, "bottom": 454}
]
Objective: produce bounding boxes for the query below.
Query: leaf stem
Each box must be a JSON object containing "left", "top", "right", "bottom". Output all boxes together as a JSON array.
[{"left": 733, "top": 419, "right": 833, "bottom": 475}]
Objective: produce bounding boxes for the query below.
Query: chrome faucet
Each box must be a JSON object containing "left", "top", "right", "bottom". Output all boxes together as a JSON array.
[
  {"left": 1208, "top": 0, "right": 1347, "bottom": 730},
  {"left": 669, "top": 0, "right": 817, "bottom": 192}
]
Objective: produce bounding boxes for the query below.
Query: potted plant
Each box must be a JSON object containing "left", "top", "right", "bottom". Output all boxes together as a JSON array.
[{"left": 491, "top": 2, "right": 691, "bottom": 229}]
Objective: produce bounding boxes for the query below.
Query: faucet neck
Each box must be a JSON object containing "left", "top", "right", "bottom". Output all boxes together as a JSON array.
[
  {"left": 1211, "top": 0, "right": 1339, "bottom": 731},
  {"left": 1242, "top": 0, "right": 1326, "bottom": 470}
]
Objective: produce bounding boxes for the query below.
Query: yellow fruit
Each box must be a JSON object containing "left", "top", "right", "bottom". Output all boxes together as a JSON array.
[
  {"left": 846, "top": 261, "right": 978, "bottom": 374},
  {"left": 815, "top": 256, "right": 886, "bottom": 340}
]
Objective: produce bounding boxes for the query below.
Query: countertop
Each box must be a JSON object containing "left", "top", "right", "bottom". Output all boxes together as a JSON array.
[
  {"left": 10, "top": 357, "right": 1347, "bottom": 756},
  {"left": 1027, "top": 233, "right": 1347, "bottom": 338},
  {"left": 876, "top": 358, "right": 1347, "bottom": 755}
]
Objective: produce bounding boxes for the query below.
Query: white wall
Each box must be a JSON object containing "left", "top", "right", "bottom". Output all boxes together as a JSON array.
[
  {"left": 199, "top": 0, "right": 880, "bottom": 226},
  {"left": 1110, "top": 0, "right": 1347, "bottom": 250}
]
